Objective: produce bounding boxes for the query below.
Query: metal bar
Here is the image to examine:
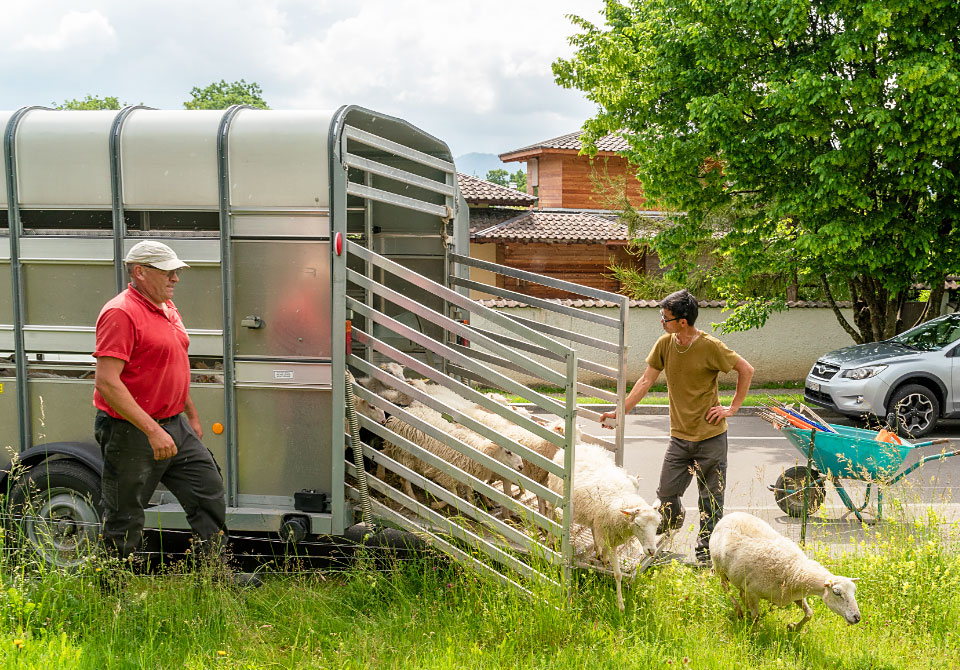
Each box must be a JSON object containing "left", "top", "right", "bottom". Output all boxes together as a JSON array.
[
  {"left": 357, "top": 411, "right": 543, "bottom": 527},
  {"left": 576, "top": 407, "right": 606, "bottom": 424},
  {"left": 463, "top": 325, "right": 618, "bottom": 379},
  {"left": 109, "top": 105, "right": 152, "bottom": 292},
  {"left": 347, "top": 271, "right": 566, "bottom": 386},
  {"left": 217, "top": 104, "right": 254, "bottom": 507},
  {"left": 495, "top": 312, "right": 620, "bottom": 353},
  {"left": 345, "top": 182, "right": 448, "bottom": 218},
  {"left": 349, "top": 305, "right": 565, "bottom": 414},
  {"left": 5, "top": 105, "right": 48, "bottom": 453},
  {"left": 615, "top": 296, "right": 628, "bottom": 466},
  {"left": 576, "top": 382, "right": 617, "bottom": 403},
  {"left": 343, "top": 153, "right": 457, "bottom": 197},
  {"left": 450, "top": 252, "right": 626, "bottom": 303},
  {"left": 887, "top": 450, "right": 960, "bottom": 485},
  {"left": 356, "top": 444, "right": 561, "bottom": 549},
  {"left": 445, "top": 342, "right": 564, "bottom": 389},
  {"left": 562, "top": 350, "right": 577, "bottom": 597},
  {"left": 350, "top": 356, "right": 564, "bottom": 480},
  {"left": 348, "top": 240, "right": 569, "bottom": 353},
  {"left": 344, "top": 463, "right": 559, "bottom": 583},
  {"left": 344, "top": 487, "right": 543, "bottom": 595},
  {"left": 343, "top": 125, "right": 456, "bottom": 173},
  {"left": 449, "top": 276, "right": 621, "bottom": 328}
]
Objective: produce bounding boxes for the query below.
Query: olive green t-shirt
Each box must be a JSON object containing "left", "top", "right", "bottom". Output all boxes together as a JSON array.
[{"left": 646, "top": 331, "right": 741, "bottom": 442}]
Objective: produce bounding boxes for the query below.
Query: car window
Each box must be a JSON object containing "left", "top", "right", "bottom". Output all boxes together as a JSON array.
[{"left": 890, "top": 314, "right": 960, "bottom": 351}]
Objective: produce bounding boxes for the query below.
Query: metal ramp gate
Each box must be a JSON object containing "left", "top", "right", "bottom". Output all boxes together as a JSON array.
[{"left": 328, "top": 111, "right": 631, "bottom": 595}]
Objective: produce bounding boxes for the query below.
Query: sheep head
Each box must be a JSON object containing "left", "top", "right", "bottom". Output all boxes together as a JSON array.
[
  {"left": 622, "top": 506, "right": 660, "bottom": 557},
  {"left": 547, "top": 419, "right": 582, "bottom": 443},
  {"left": 821, "top": 577, "right": 861, "bottom": 625}
]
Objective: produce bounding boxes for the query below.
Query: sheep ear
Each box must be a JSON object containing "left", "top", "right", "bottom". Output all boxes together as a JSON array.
[
  {"left": 621, "top": 507, "right": 639, "bottom": 518},
  {"left": 550, "top": 420, "right": 565, "bottom": 434},
  {"left": 849, "top": 578, "right": 859, "bottom": 583},
  {"left": 823, "top": 579, "right": 833, "bottom": 588}
]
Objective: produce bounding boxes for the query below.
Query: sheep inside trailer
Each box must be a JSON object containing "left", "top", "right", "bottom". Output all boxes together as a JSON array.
[{"left": 0, "top": 105, "right": 631, "bottom": 596}]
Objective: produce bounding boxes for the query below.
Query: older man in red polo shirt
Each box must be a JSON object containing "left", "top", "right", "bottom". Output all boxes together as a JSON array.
[{"left": 93, "top": 240, "right": 226, "bottom": 560}]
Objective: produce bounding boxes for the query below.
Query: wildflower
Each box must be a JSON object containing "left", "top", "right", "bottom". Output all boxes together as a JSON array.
[
  {"left": 683, "top": 658, "right": 690, "bottom": 665},
  {"left": 13, "top": 639, "right": 23, "bottom": 650},
  {"left": 217, "top": 650, "right": 227, "bottom": 657}
]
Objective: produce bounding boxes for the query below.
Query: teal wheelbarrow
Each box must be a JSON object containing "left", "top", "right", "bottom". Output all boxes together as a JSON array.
[{"left": 768, "top": 423, "right": 958, "bottom": 522}]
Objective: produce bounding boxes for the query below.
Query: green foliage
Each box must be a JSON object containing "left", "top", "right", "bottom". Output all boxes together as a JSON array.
[
  {"left": 485, "top": 168, "right": 527, "bottom": 192},
  {"left": 555, "top": 0, "right": 960, "bottom": 343},
  {"left": 53, "top": 95, "right": 123, "bottom": 110},
  {"left": 713, "top": 296, "right": 788, "bottom": 334},
  {"left": 183, "top": 79, "right": 269, "bottom": 110}
]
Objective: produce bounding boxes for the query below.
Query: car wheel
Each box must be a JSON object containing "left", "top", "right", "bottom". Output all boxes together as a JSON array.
[
  {"left": 8, "top": 460, "right": 102, "bottom": 569},
  {"left": 887, "top": 384, "right": 940, "bottom": 438}
]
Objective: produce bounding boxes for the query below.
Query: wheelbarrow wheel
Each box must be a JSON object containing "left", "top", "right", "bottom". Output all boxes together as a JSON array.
[{"left": 774, "top": 466, "right": 826, "bottom": 517}]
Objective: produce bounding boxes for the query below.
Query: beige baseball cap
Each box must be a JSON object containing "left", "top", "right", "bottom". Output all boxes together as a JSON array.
[{"left": 124, "top": 241, "right": 190, "bottom": 271}]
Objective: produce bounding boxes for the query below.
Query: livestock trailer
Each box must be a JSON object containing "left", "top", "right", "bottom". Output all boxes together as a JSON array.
[{"left": 0, "top": 106, "right": 630, "bottom": 591}]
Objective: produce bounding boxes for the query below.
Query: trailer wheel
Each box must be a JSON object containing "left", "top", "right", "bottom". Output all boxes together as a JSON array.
[
  {"left": 8, "top": 460, "right": 102, "bottom": 569},
  {"left": 774, "top": 466, "right": 826, "bottom": 517}
]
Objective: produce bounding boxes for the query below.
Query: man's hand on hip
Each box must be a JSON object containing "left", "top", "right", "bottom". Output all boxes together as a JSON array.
[
  {"left": 705, "top": 405, "right": 736, "bottom": 424},
  {"left": 148, "top": 427, "right": 178, "bottom": 461}
]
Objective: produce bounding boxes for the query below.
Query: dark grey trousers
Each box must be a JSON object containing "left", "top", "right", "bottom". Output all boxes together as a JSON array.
[
  {"left": 656, "top": 431, "right": 728, "bottom": 557},
  {"left": 95, "top": 411, "right": 226, "bottom": 559}
]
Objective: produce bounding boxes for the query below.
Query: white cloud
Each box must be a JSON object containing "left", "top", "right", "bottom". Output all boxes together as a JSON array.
[
  {"left": 13, "top": 10, "right": 117, "bottom": 53},
  {"left": 0, "top": 0, "right": 604, "bottom": 155}
]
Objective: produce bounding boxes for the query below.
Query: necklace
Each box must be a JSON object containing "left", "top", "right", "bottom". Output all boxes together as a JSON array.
[{"left": 673, "top": 331, "right": 699, "bottom": 354}]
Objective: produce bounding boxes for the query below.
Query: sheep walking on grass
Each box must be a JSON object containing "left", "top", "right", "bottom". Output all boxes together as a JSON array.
[
  {"left": 709, "top": 512, "right": 861, "bottom": 631},
  {"left": 547, "top": 442, "right": 661, "bottom": 611}
]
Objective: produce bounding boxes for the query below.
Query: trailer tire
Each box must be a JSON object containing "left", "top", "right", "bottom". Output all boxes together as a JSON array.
[
  {"left": 774, "top": 466, "right": 826, "bottom": 518},
  {"left": 8, "top": 460, "right": 102, "bottom": 569}
]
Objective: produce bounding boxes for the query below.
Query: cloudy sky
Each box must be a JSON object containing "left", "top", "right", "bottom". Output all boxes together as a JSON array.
[{"left": 0, "top": 1, "right": 606, "bottom": 158}]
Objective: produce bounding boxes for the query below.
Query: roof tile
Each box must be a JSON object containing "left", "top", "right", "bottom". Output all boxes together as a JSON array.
[
  {"left": 501, "top": 131, "right": 630, "bottom": 157},
  {"left": 457, "top": 172, "right": 537, "bottom": 206},
  {"left": 471, "top": 210, "right": 633, "bottom": 242},
  {"left": 475, "top": 298, "right": 854, "bottom": 309}
]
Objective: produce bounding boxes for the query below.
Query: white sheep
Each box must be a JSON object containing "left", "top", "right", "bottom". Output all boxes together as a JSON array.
[
  {"left": 547, "top": 442, "right": 661, "bottom": 611},
  {"left": 382, "top": 401, "right": 523, "bottom": 511},
  {"left": 709, "top": 512, "right": 862, "bottom": 631}
]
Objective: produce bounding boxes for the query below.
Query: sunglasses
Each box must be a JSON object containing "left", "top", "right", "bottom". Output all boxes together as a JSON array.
[
  {"left": 141, "top": 265, "right": 182, "bottom": 279},
  {"left": 659, "top": 311, "right": 679, "bottom": 323}
]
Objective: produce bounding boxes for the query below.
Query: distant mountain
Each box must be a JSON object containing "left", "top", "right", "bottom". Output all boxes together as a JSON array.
[{"left": 454, "top": 152, "right": 510, "bottom": 178}]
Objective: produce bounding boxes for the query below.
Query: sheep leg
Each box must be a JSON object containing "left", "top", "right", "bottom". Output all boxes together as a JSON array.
[
  {"left": 718, "top": 574, "right": 745, "bottom": 619},
  {"left": 401, "top": 479, "right": 416, "bottom": 500},
  {"left": 787, "top": 598, "right": 813, "bottom": 632},
  {"left": 742, "top": 591, "right": 761, "bottom": 623},
  {"left": 375, "top": 464, "right": 386, "bottom": 481},
  {"left": 611, "top": 551, "right": 625, "bottom": 612}
]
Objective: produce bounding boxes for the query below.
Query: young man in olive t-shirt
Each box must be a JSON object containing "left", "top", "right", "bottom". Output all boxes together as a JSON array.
[{"left": 601, "top": 289, "right": 754, "bottom": 564}]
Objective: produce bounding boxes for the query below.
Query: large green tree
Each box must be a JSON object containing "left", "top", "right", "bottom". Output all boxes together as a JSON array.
[
  {"left": 555, "top": 0, "right": 960, "bottom": 343},
  {"left": 183, "top": 79, "right": 269, "bottom": 110}
]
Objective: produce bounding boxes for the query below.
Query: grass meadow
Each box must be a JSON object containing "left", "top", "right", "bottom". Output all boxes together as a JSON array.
[{"left": 0, "top": 505, "right": 957, "bottom": 669}]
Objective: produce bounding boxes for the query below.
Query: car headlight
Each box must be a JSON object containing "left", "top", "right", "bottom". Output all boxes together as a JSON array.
[{"left": 841, "top": 365, "right": 888, "bottom": 380}]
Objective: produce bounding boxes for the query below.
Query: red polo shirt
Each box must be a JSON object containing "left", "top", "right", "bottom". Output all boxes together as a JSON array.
[{"left": 93, "top": 285, "right": 191, "bottom": 420}]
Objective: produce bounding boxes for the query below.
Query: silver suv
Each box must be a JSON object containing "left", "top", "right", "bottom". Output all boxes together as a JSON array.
[{"left": 805, "top": 313, "right": 960, "bottom": 437}]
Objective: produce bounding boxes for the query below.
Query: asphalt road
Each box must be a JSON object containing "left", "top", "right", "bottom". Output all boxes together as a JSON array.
[{"left": 578, "top": 412, "right": 960, "bottom": 559}]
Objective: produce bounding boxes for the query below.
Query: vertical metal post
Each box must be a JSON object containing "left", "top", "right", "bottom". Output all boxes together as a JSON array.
[
  {"left": 109, "top": 105, "right": 152, "bottom": 293},
  {"left": 561, "top": 349, "right": 578, "bottom": 599},
  {"left": 363, "top": 171, "right": 374, "bottom": 361},
  {"left": 4, "top": 106, "right": 47, "bottom": 453},
  {"left": 328, "top": 107, "right": 351, "bottom": 533},
  {"left": 615, "top": 295, "right": 629, "bottom": 467},
  {"left": 216, "top": 105, "right": 252, "bottom": 508}
]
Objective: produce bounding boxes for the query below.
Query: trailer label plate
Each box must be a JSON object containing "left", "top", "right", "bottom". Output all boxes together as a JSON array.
[
  {"left": 0, "top": 383, "right": 3, "bottom": 394},
  {"left": 273, "top": 370, "right": 294, "bottom": 380}
]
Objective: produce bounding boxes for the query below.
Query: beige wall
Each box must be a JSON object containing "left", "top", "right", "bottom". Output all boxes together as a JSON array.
[
  {"left": 468, "top": 243, "right": 499, "bottom": 299},
  {"left": 469, "top": 305, "right": 856, "bottom": 385}
]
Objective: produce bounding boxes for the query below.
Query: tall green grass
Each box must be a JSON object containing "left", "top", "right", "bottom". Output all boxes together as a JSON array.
[{"left": 0, "top": 512, "right": 957, "bottom": 669}]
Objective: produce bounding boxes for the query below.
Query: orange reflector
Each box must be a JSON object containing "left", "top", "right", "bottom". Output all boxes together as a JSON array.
[{"left": 212, "top": 422, "right": 224, "bottom": 435}]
